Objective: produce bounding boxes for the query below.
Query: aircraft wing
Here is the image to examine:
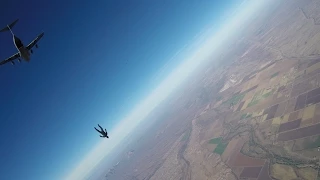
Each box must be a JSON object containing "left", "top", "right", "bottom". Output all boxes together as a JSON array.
[
  {"left": 26, "top": 32, "right": 44, "bottom": 51},
  {"left": 0, "top": 52, "right": 20, "bottom": 66}
]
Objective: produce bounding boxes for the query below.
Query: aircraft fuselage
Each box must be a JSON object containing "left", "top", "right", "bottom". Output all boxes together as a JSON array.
[{"left": 13, "top": 35, "right": 30, "bottom": 62}]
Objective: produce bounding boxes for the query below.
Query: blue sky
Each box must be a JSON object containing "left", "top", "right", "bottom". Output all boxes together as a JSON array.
[{"left": 0, "top": 0, "right": 263, "bottom": 179}]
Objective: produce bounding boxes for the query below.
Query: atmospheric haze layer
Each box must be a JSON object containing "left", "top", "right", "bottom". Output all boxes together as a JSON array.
[{"left": 89, "top": 0, "right": 320, "bottom": 180}]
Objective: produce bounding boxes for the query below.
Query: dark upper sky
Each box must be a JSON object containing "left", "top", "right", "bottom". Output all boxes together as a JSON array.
[{"left": 0, "top": 0, "right": 240, "bottom": 179}]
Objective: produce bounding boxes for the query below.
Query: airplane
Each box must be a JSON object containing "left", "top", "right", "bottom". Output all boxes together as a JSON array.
[
  {"left": 94, "top": 124, "right": 109, "bottom": 138},
  {"left": 0, "top": 19, "right": 44, "bottom": 66}
]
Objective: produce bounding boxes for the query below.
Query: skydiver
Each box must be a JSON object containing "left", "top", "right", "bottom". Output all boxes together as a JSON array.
[{"left": 94, "top": 124, "right": 109, "bottom": 138}]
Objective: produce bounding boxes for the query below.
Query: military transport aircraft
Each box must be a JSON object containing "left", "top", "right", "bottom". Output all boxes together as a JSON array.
[{"left": 0, "top": 19, "right": 44, "bottom": 66}]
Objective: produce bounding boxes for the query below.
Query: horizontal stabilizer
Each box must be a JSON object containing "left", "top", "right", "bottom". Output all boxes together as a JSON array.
[{"left": 0, "top": 19, "right": 19, "bottom": 32}]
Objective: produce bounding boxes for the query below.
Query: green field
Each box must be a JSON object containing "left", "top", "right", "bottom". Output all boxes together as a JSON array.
[
  {"left": 302, "top": 136, "right": 320, "bottom": 150},
  {"left": 209, "top": 137, "right": 228, "bottom": 155},
  {"left": 262, "top": 91, "right": 273, "bottom": 98},
  {"left": 247, "top": 89, "right": 274, "bottom": 108},
  {"left": 240, "top": 113, "right": 252, "bottom": 120},
  {"left": 270, "top": 72, "right": 279, "bottom": 79},
  {"left": 213, "top": 142, "right": 229, "bottom": 155},
  {"left": 222, "top": 93, "right": 246, "bottom": 106},
  {"left": 209, "top": 137, "right": 222, "bottom": 144},
  {"left": 293, "top": 135, "right": 320, "bottom": 151},
  {"left": 247, "top": 99, "right": 260, "bottom": 107}
]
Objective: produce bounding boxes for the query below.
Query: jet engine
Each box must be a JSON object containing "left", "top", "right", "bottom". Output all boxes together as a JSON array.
[
  {"left": 30, "top": 49, "right": 33, "bottom": 54},
  {"left": 18, "top": 59, "right": 21, "bottom": 63},
  {"left": 35, "top": 44, "right": 38, "bottom": 48},
  {"left": 11, "top": 61, "right": 15, "bottom": 65}
]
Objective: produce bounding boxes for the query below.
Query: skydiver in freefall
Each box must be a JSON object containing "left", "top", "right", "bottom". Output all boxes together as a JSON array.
[{"left": 94, "top": 124, "right": 109, "bottom": 138}]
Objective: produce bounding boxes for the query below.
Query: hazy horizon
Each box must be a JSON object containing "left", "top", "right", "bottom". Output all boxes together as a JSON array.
[
  {"left": 67, "top": 1, "right": 271, "bottom": 179},
  {"left": 0, "top": 1, "right": 271, "bottom": 179}
]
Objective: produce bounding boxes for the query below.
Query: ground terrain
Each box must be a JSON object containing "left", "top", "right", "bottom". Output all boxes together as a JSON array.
[{"left": 105, "top": 0, "right": 320, "bottom": 179}]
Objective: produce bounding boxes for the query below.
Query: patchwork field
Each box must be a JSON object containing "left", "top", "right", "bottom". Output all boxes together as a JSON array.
[
  {"left": 191, "top": 0, "right": 320, "bottom": 179},
  {"left": 105, "top": 0, "right": 320, "bottom": 179}
]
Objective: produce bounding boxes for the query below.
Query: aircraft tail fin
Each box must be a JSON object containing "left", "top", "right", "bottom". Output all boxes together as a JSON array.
[{"left": 0, "top": 19, "right": 19, "bottom": 32}]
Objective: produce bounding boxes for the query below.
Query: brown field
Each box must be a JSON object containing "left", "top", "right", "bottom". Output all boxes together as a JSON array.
[
  {"left": 306, "top": 93, "right": 320, "bottom": 105},
  {"left": 277, "top": 123, "right": 320, "bottom": 141},
  {"left": 288, "top": 109, "right": 303, "bottom": 121},
  {"left": 240, "top": 166, "right": 263, "bottom": 178},
  {"left": 307, "top": 87, "right": 320, "bottom": 99},
  {"left": 232, "top": 153, "right": 265, "bottom": 167},
  {"left": 257, "top": 162, "right": 273, "bottom": 180},
  {"left": 264, "top": 104, "right": 279, "bottom": 120},
  {"left": 278, "top": 118, "right": 301, "bottom": 133},
  {"left": 294, "top": 93, "right": 307, "bottom": 111},
  {"left": 221, "top": 137, "right": 239, "bottom": 162},
  {"left": 290, "top": 75, "right": 320, "bottom": 97},
  {"left": 227, "top": 139, "right": 265, "bottom": 168},
  {"left": 226, "top": 138, "right": 244, "bottom": 167},
  {"left": 274, "top": 100, "right": 287, "bottom": 117}
]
